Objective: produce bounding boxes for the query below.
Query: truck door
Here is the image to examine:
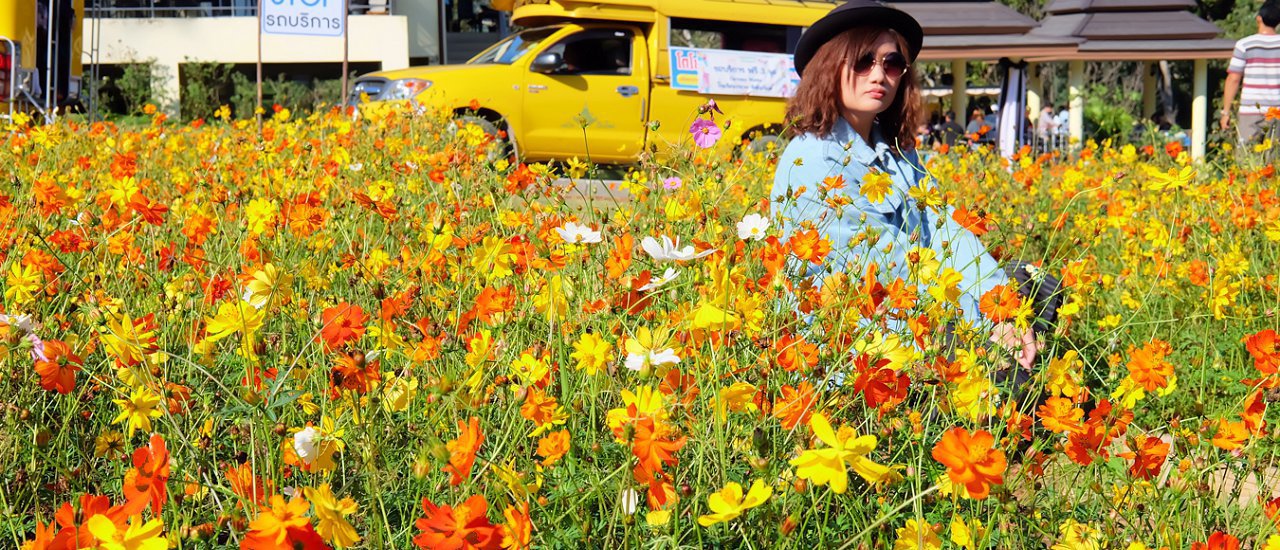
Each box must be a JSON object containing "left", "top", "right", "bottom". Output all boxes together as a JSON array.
[{"left": 520, "top": 26, "right": 649, "bottom": 163}]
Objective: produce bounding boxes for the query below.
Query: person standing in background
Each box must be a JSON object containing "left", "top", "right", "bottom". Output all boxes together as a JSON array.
[{"left": 1221, "top": 1, "right": 1280, "bottom": 144}]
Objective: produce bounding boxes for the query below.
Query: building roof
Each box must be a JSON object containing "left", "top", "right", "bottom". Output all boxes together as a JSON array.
[
  {"left": 1028, "top": 0, "right": 1233, "bottom": 60},
  {"left": 887, "top": 1, "right": 1077, "bottom": 60}
]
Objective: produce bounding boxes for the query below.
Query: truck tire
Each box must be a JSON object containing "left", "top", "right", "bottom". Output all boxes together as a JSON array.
[
  {"left": 739, "top": 125, "right": 786, "bottom": 156},
  {"left": 452, "top": 114, "right": 517, "bottom": 162}
]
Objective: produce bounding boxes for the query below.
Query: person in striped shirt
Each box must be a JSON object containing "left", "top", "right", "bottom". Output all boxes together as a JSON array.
[{"left": 1221, "top": 0, "right": 1280, "bottom": 144}]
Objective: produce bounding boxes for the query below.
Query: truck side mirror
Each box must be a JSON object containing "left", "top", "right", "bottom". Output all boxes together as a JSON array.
[{"left": 530, "top": 52, "right": 563, "bottom": 74}]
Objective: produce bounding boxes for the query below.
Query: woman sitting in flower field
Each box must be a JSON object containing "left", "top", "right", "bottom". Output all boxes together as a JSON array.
[{"left": 771, "top": 0, "right": 1055, "bottom": 372}]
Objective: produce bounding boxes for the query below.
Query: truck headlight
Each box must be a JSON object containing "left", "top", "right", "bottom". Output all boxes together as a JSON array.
[{"left": 383, "top": 79, "right": 432, "bottom": 101}]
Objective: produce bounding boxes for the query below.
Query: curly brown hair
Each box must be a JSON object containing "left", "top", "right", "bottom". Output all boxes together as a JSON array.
[{"left": 785, "top": 26, "right": 922, "bottom": 152}]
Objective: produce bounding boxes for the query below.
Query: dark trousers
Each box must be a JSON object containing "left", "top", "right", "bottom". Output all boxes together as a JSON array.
[{"left": 990, "top": 260, "right": 1064, "bottom": 407}]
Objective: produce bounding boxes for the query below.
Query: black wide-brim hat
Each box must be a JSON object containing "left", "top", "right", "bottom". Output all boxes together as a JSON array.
[{"left": 793, "top": 0, "right": 924, "bottom": 77}]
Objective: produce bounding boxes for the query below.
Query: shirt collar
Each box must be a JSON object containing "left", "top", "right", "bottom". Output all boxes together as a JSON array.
[{"left": 830, "top": 116, "right": 895, "bottom": 166}]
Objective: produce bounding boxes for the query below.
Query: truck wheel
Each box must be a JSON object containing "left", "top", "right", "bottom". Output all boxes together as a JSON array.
[
  {"left": 452, "top": 115, "right": 517, "bottom": 162},
  {"left": 739, "top": 125, "right": 785, "bottom": 156}
]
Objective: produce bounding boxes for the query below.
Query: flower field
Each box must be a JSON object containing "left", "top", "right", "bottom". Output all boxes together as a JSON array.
[{"left": 4, "top": 104, "right": 1280, "bottom": 549}]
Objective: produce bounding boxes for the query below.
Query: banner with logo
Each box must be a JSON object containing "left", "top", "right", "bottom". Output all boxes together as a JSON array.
[{"left": 669, "top": 47, "right": 798, "bottom": 98}]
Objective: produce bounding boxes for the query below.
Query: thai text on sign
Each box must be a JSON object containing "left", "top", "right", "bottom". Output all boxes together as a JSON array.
[
  {"left": 261, "top": 0, "right": 346, "bottom": 37},
  {"left": 669, "top": 47, "right": 799, "bottom": 98}
]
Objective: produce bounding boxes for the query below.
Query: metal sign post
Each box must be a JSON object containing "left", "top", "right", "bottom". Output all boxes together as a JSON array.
[
  {"left": 341, "top": 0, "right": 349, "bottom": 108},
  {"left": 256, "top": 0, "right": 264, "bottom": 134}
]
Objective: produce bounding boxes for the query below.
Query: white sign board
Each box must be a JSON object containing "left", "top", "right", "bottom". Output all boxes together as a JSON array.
[
  {"left": 669, "top": 47, "right": 799, "bottom": 98},
  {"left": 261, "top": 0, "right": 346, "bottom": 37}
]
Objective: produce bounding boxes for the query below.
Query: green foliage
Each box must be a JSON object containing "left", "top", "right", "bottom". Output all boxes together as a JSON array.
[
  {"left": 107, "top": 59, "right": 157, "bottom": 115},
  {"left": 179, "top": 61, "right": 236, "bottom": 122},
  {"left": 1083, "top": 84, "right": 1138, "bottom": 142},
  {"left": 230, "top": 72, "right": 348, "bottom": 119}
]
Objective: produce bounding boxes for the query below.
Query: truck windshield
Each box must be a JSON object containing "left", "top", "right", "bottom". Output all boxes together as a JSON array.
[{"left": 468, "top": 27, "right": 562, "bottom": 65}]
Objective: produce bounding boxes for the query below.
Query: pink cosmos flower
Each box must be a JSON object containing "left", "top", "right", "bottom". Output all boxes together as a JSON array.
[
  {"left": 690, "top": 118, "right": 722, "bottom": 149},
  {"left": 663, "top": 177, "right": 683, "bottom": 190}
]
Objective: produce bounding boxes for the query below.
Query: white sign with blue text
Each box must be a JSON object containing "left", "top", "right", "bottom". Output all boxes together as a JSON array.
[
  {"left": 261, "top": 0, "right": 345, "bottom": 37},
  {"left": 668, "top": 47, "right": 799, "bottom": 98}
]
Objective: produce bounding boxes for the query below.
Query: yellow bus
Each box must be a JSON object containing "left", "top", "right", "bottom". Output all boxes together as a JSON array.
[{"left": 1, "top": 0, "right": 85, "bottom": 121}]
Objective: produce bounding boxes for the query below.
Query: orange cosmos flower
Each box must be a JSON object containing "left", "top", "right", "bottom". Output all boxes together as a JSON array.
[
  {"left": 1242, "top": 390, "right": 1268, "bottom": 435},
  {"left": 630, "top": 417, "right": 687, "bottom": 481},
  {"left": 1243, "top": 329, "right": 1280, "bottom": 376},
  {"left": 772, "top": 382, "right": 818, "bottom": 430},
  {"left": 536, "top": 429, "right": 570, "bottom": 467},
  {"left": 978, "top": 284, "right": 1022, "bottom": 324},
  {"left": 413, "top": 494, "right": 502, "bottom": 550},
  {"left": 1263, "top": 496, "right": 1280, "bottom": 529},
  {"left": 788, "top": 229, "right": 831, "bottom": 264},
  {"left": 240, "top": 495, "right": 328, "bottom": 550},
  {"left": 500, "top": 502, "right": 533, "bottom": 550},
  {"left": 226, "top": 462, "right": 274, "bottom": 507},
  {"left": 1118, "top": 435, "right": 1169, "bottom": 480},
  {"left": 34, "top": 339, "right": 82, "bottom": 394},
  {"left": 444, "top": 417, "right": 484, "bottom": 486},
  {"left": 951, "top": 206, "right": 990, "bottom": 236},
  {"left": 1190, "top": 532, "right": 1240, "bottom": 550},
  {"left": 851, "top": 354, "right": 908, "bottom": 412},
  {"left": 330, "top": 351, "right": 380, "bottom": 395},
  {"left": 1037, "top": 397, "right": 1084, "bottom": 434},
  {"left": 931, "top": 427, "right": 1006, "bottom": 500},
  {"left": 318, "top": 302, "right": 368, "bottom": 352},
  {"left": 121, "top": 434, "right": 170, "bottom": 517},
  {"left": 1211, "top": 418, "right": 1249, "bottom": 451},
  {"left": 774, "top": 334, "right": 819, "bottom": 373},
  {"left": 1125, "top": 339, "right": 1175, "bottom": 391}
]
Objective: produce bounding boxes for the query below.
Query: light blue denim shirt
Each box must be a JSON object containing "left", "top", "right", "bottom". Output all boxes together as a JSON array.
[{"left": 770, "top": 117, "right": 1008, "bottom": 327}]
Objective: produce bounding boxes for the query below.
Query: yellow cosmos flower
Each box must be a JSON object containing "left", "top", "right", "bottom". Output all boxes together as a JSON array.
[
  {"left": 714, "top": 382, "right": 758, "bottom": 421},
  {"left": 4, "top": 262, "right": 40, "bottom": 306},
  {"left": 86, "top": 514, "right": 167, "bottom": 550},
  {"left": 861, "top": 169, "right": 893, "bottom": 204},
  {"left": 696, "top": 479, "right": 772, "bottom": 527},
  {"left": 470, "top": 236, "right": 515, "bottom": 280},
  {"left": 112, "top": 387, "right": 163, "bottom": 437},
  {"left": 510, "top": 352, "right": 549, "bottom": 387},
  {"left": 894, "top": 519, "right": 941, "bottom": 550},
  {"left": 1051, "top": 519, "right": 1102, "bottom": 550},
  {"left": 307, "top": 484, "right": 361, "bottom": 549},
  {"left": 949, "top": 516, "right": 986, "bottom": 550},
  {"left": 245, "top": 198, "right": 278, "bottom": 235},
  {"left": 789, "top": 413, "right": 893, "bottom": 494},
  {"left": 204, "top": 300, "right": 264, "bottom": 343},
  {"left": 244, "top": 263, "right": 293, "bottom": 309},
  {"left": 570, "top": 332, "right": 612, "bottom": 376}
]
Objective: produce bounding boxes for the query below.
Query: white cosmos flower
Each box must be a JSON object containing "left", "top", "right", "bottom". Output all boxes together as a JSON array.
[
  {"left": 640, "top": 235, "right": 715, "bottom": 262},
  {"left": 624, "top": 348, "right": 681, "bottom": 372},
  {"left": 638, "top": 268, "right": 679, "bottom": 292},
  {"left": 736, "top": 213, "right": 770, "bottom": 241},
  {"left": 293, "top": 426, "right": 319, "bottom": 465},
  {"left": 555, "top": 221, "right": 602, "bottom": 244}
]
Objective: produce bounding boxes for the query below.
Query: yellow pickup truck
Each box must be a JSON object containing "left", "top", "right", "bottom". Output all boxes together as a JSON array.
[{"left": 350, "top": 0, "right": 837, "bottom": 163}]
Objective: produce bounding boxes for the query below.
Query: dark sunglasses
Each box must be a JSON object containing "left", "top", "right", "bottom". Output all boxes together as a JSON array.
[{"left": 851, "top": 52, "right": 909, "bottom": 78}]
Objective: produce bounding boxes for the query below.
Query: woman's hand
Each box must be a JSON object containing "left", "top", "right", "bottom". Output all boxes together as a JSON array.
[{"left": 990, "top": 322, "right": 1042, "bottom": 371}]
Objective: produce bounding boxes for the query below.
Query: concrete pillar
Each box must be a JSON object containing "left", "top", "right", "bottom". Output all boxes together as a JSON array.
[
  {"left": 1027, "top": 62, "right": 1042, "bottom": 121},
  {"left": 1192, "top": 58, "right": 1208, "bottom": 159},
  {"left": 1068, "top": 59, "right": 1085, "bottom": 148},
  {"left": 1141, "top": 61, "right": 1158, "bottom": 119},
  {"left": 155, "top": 60, "right": 181, "bottom": 118},
  {"left": 951, "top": 59, "right": 967, "bottom": 123}
]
